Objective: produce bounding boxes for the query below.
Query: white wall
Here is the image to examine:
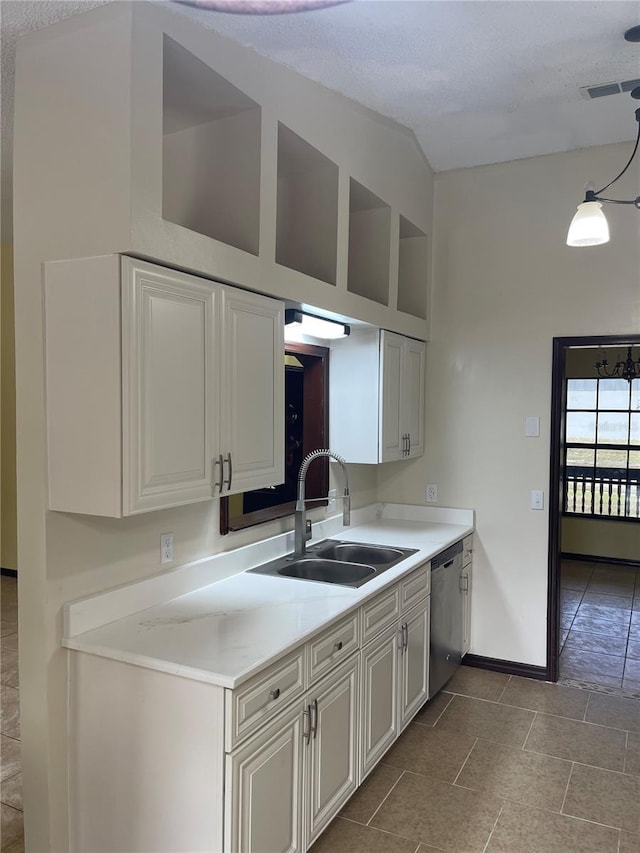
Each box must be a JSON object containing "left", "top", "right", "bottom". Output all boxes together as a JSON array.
[{"left": 379, "top": 142, "right": 640, "bottom": 667}]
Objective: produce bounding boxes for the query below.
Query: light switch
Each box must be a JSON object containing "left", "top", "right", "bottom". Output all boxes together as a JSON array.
[
  {"left": 531, "top": 490, "right": 544, "bottom": 511},
  {"left": 525, "top": 416, "right": 540, "bottom": 437}
]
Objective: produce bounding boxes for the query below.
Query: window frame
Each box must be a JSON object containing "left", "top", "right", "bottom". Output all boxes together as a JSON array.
[{"left": 563, "top": 375, "right": 639, "bottom": 522}]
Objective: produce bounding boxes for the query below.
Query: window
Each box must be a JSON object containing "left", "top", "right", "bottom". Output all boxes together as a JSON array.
[{"left": 564, "top": 377, "right": 640, "bottom": 520}]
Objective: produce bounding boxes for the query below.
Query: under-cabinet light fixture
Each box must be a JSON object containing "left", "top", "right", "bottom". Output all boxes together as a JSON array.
[
  {"left": 174, "top": 0, "right": 348, "bottom": 14},
  {"left": 595, "top": 346, "right": 640, "bottom": 382},
  {"left": 284, "top": 309, "right": 350, "bottom": 341},
  {"left": 566, "top": 26, "right": 640, "bottom": 247}
]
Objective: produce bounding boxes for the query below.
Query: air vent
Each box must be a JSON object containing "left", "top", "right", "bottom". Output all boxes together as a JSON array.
[{"left": 580, "top": 79, "right": 640, "bottom": 100}]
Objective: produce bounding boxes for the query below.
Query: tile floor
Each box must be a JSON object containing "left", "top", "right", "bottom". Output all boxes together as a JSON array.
[
  {"left": 311, "top": 665, "right": 640, "bottom": 853},
  {"left": 560, "top": 560, "right": 640, "bottom": 692},
  {"left": 4, "top": 573, "right": 640, "bottom": 853},
  {"left": 1, "top": 575, "right": 22, "bottom": 853}
]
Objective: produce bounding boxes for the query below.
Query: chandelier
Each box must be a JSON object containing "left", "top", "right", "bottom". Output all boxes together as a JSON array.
[
  {"left": 566, "top": 26, "right": 640, "bottom": 247},
  {"left": 595, "top": 347, "right": 640, "bottom": 382}
]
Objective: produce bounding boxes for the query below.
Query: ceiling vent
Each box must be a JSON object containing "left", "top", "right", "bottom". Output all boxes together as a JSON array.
[{"left": 580, "top": 79, "right": 640, "bottom": 99}]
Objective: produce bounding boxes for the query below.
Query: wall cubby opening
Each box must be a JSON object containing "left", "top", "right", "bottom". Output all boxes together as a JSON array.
[
  {"left": 162, "top": 36, "right": 261, "bottom": 255},
  {"left": 276, "top": 124, "right": 338, "bottom": 285},
  {"left": 347, "top": 179, "right": 391, "bottom": 306},
  {"left": 397, "top": 215, "right": 428, "bottom": 319}
]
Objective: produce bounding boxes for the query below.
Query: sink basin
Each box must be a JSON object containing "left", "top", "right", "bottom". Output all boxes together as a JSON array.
[
  {"left": 276, "top": 558, "right": 376, "bottom": 586},
  {"left": 248, "top": 540, "right": 419, "bottom": 588},
  {"left": 314, "top": 542, "right": 405, "bottom": 565}
]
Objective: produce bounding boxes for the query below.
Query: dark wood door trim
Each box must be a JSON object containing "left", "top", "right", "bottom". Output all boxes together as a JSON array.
[{"left": 546, "top": 333, "right": 640, "bottom": 681}]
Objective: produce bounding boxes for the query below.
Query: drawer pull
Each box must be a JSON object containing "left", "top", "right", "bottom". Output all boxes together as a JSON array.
[
  {"left": 333, "top": 641, "right": 343, "bottom": 652},
  {"left": 269, "top": 688, "right": 281, "bottom": 701}
]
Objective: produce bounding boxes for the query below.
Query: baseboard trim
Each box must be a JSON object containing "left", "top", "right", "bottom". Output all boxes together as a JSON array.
[
  {"left": 561, "top": 552, "right": 640, "bottom": 569},
  {"left": 0, "top": 568, "right": 18, "bottom": 578},
  {"left": 463, "top": 654, "right": 548, "bottom": 681}
]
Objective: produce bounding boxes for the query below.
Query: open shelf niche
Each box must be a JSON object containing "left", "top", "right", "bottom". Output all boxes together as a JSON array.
[
  {"left": 162, "top": 36, "right": 261, "bottom": 255},
  {"left": 397, "top": 215, "right": 428, "bottom": 319},
  {"left": 347, "top": 179, "right": 391, "bottom": 305},
  {"left": 276, "top": 124, "right": 338, "bottom": 285}
]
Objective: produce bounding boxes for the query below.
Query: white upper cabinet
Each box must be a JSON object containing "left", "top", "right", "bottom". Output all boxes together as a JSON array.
[
  {"left": 402, "top": 336, "right": 426, "bottom": 459},
  {"left": 45, "top": 256, "right": 284, "bottom": 516},
  {"left": 330, "top": 329, "right": 426, "bottom": 464},
  {"left": 122, "top": 259, "right": 218, "bottom": 514},
  {"left": 219, "top": 286, "right": 285, "bottom": 495}
]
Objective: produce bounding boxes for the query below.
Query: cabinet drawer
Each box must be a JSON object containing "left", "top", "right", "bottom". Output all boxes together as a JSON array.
[
  {"left": 307, "top": 614, "right": 359, "bottom": 686},
  {"left": 361, "top": 585, "right": 400, "bottom": 646},
  {"left": 463, "top": 535, "right": 473, "bottom": 567},
  {"left": 400, "top": 564, "right": 430, "bottom": 612},
  {"left": 225, "top": 649, "right": 305, "bottom": 751}
]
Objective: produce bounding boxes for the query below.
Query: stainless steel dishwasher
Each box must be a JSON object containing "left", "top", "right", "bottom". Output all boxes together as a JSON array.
[{"left": 429, "top": 540, "right": 464, "bottom": 698}]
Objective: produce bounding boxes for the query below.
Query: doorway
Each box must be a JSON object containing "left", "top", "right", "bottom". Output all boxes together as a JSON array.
[{"left": 547, "top": 334, "right": 640, "bottom": 692}]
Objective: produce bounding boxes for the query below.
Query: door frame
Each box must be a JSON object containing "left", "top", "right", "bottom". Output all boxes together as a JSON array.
[{"left": 546, "top": 333, "right": 640, "bottom": 681}]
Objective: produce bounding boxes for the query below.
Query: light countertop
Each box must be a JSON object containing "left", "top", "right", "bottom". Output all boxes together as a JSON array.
[{"left": 63, "top": 504, "right": 473, "bottom": 688}]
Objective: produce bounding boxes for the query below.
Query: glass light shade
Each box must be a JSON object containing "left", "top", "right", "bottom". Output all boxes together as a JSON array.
[{"left": 566, "top": 201, "right": 610, "bottom": 247}]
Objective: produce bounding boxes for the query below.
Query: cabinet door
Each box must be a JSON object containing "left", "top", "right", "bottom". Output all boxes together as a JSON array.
[
  {"left": 462, "top": 563, "right": 472, "bottom": 656},
  {"left": 220, "top": 287, "right": 285, "bottom": 494},
  {"left": 225, "top": 700, "right": 305, "bottom": 853},
  {"left": 399, "top": 600, "right": 430, "bottom": 731},
  {"left": 379, "top": 331, "right": 404, "bottom": 462},
  {"left": 306, "top": 657, "right": 359, "bottom": 847},
  {"left": 404, "top": 338, "right": 425, "bottom": 458},
  {"left": 360, "top": 625, "right": 399, "bottom": 780},
  {"left": 122, "top": 258, "right": 217, "bottom": 515}
]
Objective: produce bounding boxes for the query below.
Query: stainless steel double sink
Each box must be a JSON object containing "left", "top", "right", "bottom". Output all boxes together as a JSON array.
[{"left": 248, "top": 540, "right": 418, "bottom": 588}]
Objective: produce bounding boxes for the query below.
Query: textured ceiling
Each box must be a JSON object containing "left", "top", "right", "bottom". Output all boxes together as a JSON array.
[{"left": 2, "top": 0, "right": 640, "bottom": 237}]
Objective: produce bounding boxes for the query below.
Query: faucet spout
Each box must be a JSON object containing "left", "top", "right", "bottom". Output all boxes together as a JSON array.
[{"left": 294, "top": 449, "right": 350, "bottom": 557}]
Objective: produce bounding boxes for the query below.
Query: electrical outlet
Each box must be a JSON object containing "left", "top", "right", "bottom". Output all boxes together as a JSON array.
[
  {"left": 426, "top": 484, "right": 438, "bottom": 503},
  {"left": 160, "top": 532, "right": 174, "bottom": 564},
  {"left": 327, "top": 488, "right": 337, "bottom": 512}
]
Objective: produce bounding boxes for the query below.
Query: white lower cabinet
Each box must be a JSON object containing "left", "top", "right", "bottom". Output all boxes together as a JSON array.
[
  {"left": 305, "top": 656, "right": 359, "bottom": 846},
  {"left": 360, "top": 623, "right": 399, "bottom": 779},
  {"left": 359, "top": 564, "right": 430, "bottom": 782},
  {"left": 224, "top": 699, "right": 306, "bottom": 853},
  {"left": 399, "top": 600, "right": 430, "bottom": 731},
  {"left": 225, "top": 655, "right": 359, "bottom": 853},
  {"left": 69, "top": 560, "right": 438, "bottom": 853}
]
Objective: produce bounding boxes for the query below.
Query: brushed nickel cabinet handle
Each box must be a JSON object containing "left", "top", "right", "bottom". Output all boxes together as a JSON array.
[
  {"left": 302, "top": 707, "right": 311, "bottom": 742},
  {"left": 222, "top": 452, "right": 233, "bottom": 491},
  {"left": 311, "top": 698, "right": 319, "bottom": 739},
  {"left": 213, "top": 454, "right": 224, "bottom": 493}
]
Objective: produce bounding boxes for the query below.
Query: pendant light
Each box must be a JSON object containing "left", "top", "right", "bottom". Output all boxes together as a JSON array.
[{"left": 567, "top": 25, "right": 640, "bottom": 247}]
